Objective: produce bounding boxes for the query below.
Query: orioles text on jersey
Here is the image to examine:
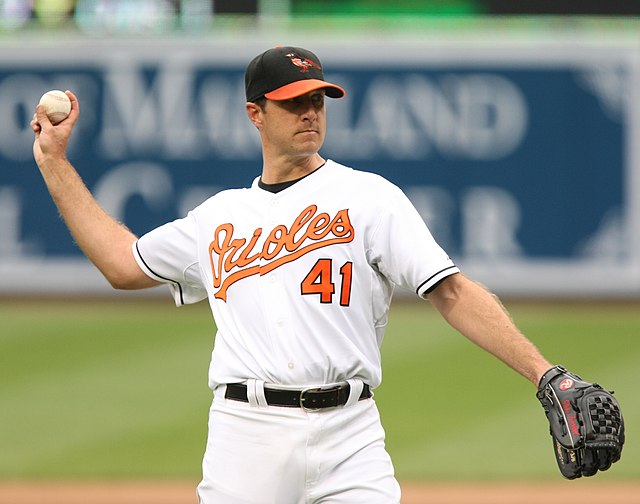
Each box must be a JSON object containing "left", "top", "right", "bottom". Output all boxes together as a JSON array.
[{"left": 209, "top": 204, "right": 355, "bottom": 301}]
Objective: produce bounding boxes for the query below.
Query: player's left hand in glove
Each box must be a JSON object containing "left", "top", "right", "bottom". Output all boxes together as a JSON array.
[{"left": 537, "top": 365, "right": 624, "bottom": 479}]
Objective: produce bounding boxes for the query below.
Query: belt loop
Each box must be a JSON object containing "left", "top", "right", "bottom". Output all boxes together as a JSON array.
[
  {"left": 345, "top": 379, "right": 364, "bottom": 407},
  {"left": 256, "top": 380, "right": 268, "bottom": 407},
  {"left": 246, "top": 379, "right": 268, "bottom": 408}
]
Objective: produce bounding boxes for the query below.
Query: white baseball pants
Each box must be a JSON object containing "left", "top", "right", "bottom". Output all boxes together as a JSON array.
[{"left": 196, "top": 383, "right": 401, "bottom": 504}]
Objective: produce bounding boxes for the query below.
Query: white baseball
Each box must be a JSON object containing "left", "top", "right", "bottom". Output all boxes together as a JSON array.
[{"left": 38, "top": 90, "right": 71, "bottom": 125}]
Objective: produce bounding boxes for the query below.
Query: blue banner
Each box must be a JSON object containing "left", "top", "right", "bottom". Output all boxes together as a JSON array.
[{"left": 0, "top": 41, "right": 638, "bottom": 296}]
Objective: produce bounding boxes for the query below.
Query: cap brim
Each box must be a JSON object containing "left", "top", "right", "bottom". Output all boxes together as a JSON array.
[{"left": 265, "top": 79, "right": 345, "bottom": 101}]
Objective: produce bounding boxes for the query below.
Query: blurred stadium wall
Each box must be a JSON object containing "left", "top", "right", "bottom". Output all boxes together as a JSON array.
[{"left": 0, "top": 1, "right": 639, "bottom": 298}]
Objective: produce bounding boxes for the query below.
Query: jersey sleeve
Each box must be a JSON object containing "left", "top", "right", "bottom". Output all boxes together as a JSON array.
[
  {"left": 367, "top": 184, "right": 459, "bottom": 297},
  {"left": 132, "top": 212, "right": 208, "bottom": 306}
]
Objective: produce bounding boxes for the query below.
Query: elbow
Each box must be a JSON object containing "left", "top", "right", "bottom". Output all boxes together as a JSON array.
[
  {"left": 104, "top": 272, "right": 137, "bottom": 290},
  {"left": 107, "top": 276, "right": 137, "bottom": 291},
  {"left": 427, "top": 273, "right": 464, "bottom": 304},
  {"left": 101, "top": 265, "right": 157, "bottom": 291}
]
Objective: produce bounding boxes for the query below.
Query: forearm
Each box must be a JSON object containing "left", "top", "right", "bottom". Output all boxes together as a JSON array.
[
  {"left": 37, "top": 155, "right": 154, "bottom": 289},
  {"left": 427, "top": 274, "right": 552, "bottom": 385}
]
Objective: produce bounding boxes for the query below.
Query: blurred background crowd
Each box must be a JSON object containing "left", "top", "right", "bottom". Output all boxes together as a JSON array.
[{"left": 1, "top": 1, "right": 638, "bottom": 34}]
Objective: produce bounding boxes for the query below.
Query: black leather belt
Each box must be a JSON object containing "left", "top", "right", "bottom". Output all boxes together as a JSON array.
[{"left": 224, "top": 382, "right": 371, "bottom": 410}]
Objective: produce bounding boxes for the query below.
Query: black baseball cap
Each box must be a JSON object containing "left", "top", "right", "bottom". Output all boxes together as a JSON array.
[{"left": 245, "top": 46, "right": 345, "bottom": 102}]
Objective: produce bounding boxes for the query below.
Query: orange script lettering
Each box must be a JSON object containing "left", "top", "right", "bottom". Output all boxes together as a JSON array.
[{"left": 209, "top": 205, "right": 354, "bottom": 301}]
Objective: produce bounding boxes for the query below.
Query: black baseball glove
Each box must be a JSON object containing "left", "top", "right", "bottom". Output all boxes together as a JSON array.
[{"left": 537, "top": 365, "right": 624, "bottom": 479}]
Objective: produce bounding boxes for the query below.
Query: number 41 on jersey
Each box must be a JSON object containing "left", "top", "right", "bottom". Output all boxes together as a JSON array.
[{"left": 300, "top": 258, "right": 353, "bottom": 306}]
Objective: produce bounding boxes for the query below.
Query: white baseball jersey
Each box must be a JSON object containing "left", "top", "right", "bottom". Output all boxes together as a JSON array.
[{"left": 133, "top": 160, "right": 458, "bottom": 391}]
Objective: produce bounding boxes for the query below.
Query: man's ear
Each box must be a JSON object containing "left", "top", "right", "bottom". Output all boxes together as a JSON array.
[{"left": 246, "top": 102, "right": 263, "bottom": 130}]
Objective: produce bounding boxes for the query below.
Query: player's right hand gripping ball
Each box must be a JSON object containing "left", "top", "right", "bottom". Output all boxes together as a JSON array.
[
  {"left": 537, "top": 366, "right": 624, "bottom": 479},
  {"left": 38, "top": 90, "right": 71, "bottom": 125}
]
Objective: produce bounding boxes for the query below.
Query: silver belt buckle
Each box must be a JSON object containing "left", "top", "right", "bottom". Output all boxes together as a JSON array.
[{"left": 299, "top": 385, "right": 341, "bottom": 411}]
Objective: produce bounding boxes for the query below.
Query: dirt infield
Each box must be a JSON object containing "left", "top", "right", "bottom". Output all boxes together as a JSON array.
[{"left": 1, "top": 481, "right": 639, "bottom": 504}]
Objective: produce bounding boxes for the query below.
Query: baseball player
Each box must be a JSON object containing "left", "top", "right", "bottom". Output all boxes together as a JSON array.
[{"left": 31, "top": 46, "right": 624, "bottom": 503}]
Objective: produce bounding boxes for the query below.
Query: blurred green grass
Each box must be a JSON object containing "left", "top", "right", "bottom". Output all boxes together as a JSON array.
[{"left": 1, "top": 297, "right": 638, "bottom": 482}]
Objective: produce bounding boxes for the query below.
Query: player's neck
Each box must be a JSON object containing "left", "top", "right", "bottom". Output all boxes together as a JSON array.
[
  {"left": 261, "top": 154, "right": 326, "bottom": 185},
  {"left": 259, "top": 162, "right": 326, "bottom": 193}
]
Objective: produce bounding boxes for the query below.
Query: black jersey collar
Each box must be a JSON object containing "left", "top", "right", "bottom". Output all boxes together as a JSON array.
[{"left": 258, "top": 163, "right": 325, "bottom": 193}]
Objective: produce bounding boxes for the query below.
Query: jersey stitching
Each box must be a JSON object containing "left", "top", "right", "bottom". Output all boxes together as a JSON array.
[
  {"left": 182, "top": 261, "right": 201, "bottom": 288},
  {"left": 365, "top": 187, "right": 402, "bottom": 268},
  {"left": 367, "top": 188, "right": 395, "bottom": 260}
]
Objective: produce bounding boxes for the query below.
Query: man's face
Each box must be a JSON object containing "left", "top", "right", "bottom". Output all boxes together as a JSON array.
[{"left": 259, "top": 90, "right": 327, "bottom": 159}]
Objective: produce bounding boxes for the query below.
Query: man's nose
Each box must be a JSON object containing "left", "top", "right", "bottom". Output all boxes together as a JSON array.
[{"left": 300, "top": 101, "right": 318, "bottom": 120}]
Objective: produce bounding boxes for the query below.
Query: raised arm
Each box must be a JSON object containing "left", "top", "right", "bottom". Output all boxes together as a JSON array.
[
  {"left": 31, "top": 90, "right": 159, "bottom": 290},
  {"left": 426, "top": 272, "right": 552, "bottom": 385}
]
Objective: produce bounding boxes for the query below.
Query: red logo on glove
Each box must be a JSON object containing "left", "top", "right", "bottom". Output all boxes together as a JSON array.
[
  {"left": 568, "top": 414, "right": 581, "bottom": 436},
  {"left": 559, "top": 378, "right": 574, "bottom": 391}
]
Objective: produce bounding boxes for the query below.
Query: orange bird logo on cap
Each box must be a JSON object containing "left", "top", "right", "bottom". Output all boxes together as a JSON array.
[{"left": 286, "top": 52, "right": 321, "bottom": 73}]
